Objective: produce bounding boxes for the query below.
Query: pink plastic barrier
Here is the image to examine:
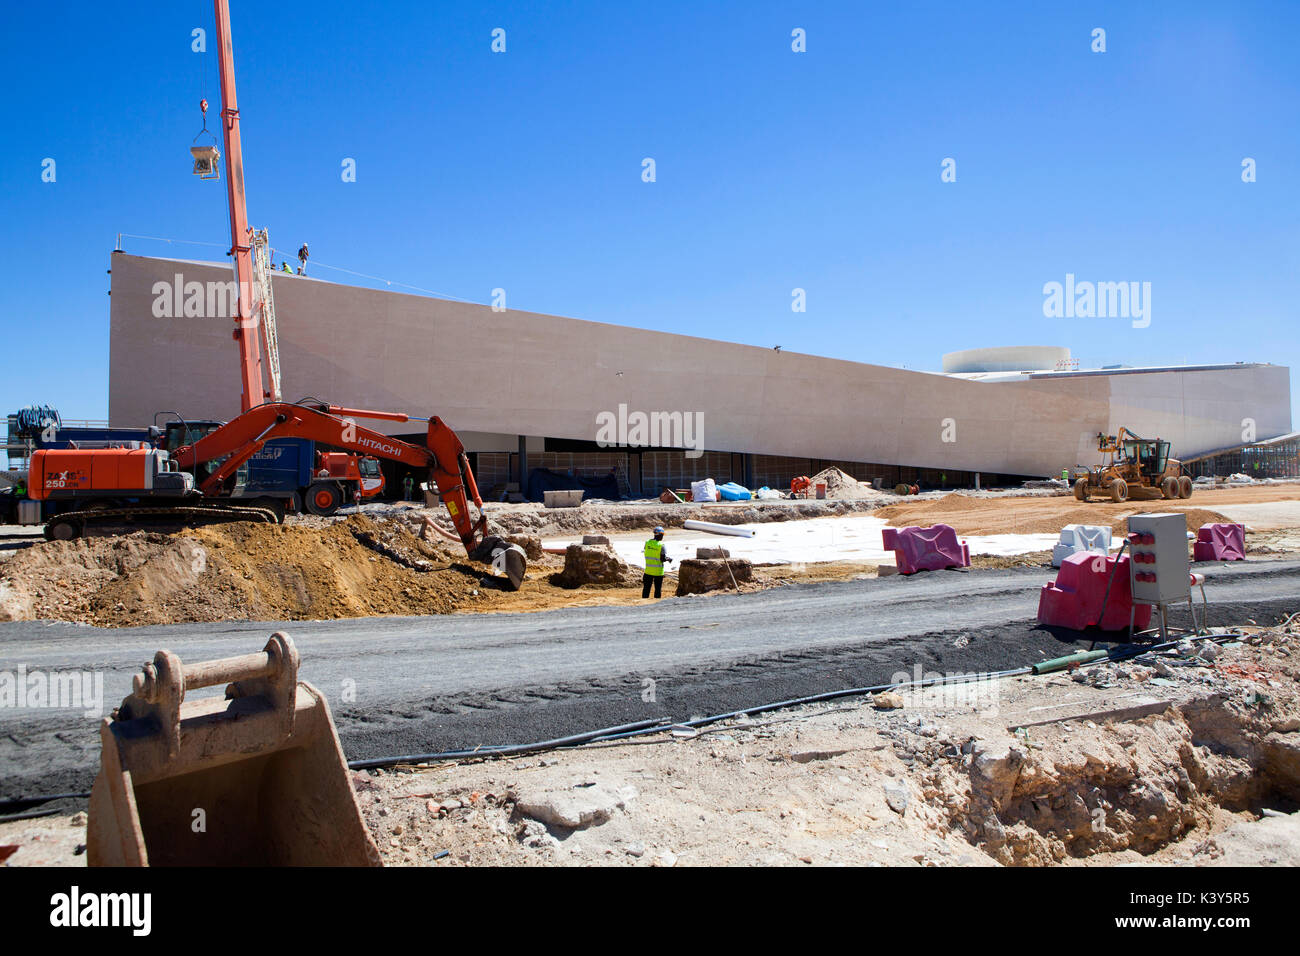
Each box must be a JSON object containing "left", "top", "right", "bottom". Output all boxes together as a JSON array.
[
  {"left": 1193, "top": 523, "right": 1246, "bottom": 562},
  {"left": 881, "top": 524, "right": 971, "bottom": 575},
  {"left": 1037, "top": 552, "right": 1152, "bottom": 632}
]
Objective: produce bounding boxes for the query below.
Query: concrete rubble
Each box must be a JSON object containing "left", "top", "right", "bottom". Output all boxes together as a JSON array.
[
  {"left": 675, "top": 557, "right": 753, "bottom": 595},
  {"left": 334, "top": 623, "right": 1300, "bottom": 868},
  {"left": 557, "top": 542, "right": 635, "bottom": 587}
]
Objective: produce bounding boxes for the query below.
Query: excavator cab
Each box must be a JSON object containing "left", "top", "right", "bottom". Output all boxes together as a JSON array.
[
  {"left": 162, "top": 420, "right": 229, "bottom": 483},
  {"left": 162, "top": 420, "right": 224, "bottom": 456}
]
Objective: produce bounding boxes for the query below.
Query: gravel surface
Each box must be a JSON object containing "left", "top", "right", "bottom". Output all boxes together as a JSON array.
[{"left": 2, "top": 559, "right": 1297, "bottom": 800}]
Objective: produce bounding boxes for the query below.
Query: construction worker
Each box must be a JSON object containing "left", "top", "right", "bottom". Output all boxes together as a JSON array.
[
  {"left": 402, "top": 475, "right": 414, "bottom": 501},
  {"left": 297, "top": 243, "right": 309, "bottom": 276},
  {"left": 641, "top": 526, "right": 671, "bottom": 599},
  {"left": 281, "top": 261, "right": 293, "bottom": 274},
  {"left": 1061, "top": 468, "right": 1069, "bottom": 481}
]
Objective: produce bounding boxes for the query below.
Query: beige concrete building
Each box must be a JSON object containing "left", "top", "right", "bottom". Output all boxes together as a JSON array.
[{"left": 109, "top": 253, "right": 1292, "bottom": 495}]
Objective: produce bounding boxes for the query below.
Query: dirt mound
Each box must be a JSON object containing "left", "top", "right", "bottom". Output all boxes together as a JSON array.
[
  {"left": 484, "top": 498, "right": 885, "bottom": 537},
  {"left": 0, "top": 533, "right": 204, "bottom": 623},
  {"left": 808, "top": 467, "right": 889, "bottom": 501},
  {"left": 875, "top": 493, "right": 1233, "bottom": 536},
  {"left": 0, "top": 515, "right": 512, "bottom": 627}
]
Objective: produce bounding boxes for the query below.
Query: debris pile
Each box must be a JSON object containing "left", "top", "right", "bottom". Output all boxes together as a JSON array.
[
  {"left": 675, "top": 557, "right": 753, "bottom": 595},
  {"left": 807, "top": 466, "right": 889, "bottom": 501},
  {"left": 486, "top": 498, "right": 885, "bottom": 537},
  {"left": 0, "top": 515, "right": 509, "bottom": 626},
  {"left": 557, "top": 543, "right": 635, "bottom": 588},
  {"left": 348, "top": 623, "right": 1300, "bottom": 867}
]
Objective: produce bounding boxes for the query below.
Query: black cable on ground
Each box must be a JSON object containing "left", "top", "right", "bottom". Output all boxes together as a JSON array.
[
  {"left": 348, "top": 666, "right": 1034, "bottom": 771},
  {"left": 346, "top": 718, "right": 669, "bottom": 770},
  {"left": 0, "top": 791, "right": 90, "bottom": 814},
  {"left": 350, "top": 632, "right": 1260, "bottom": 771},
  {"left": 0, "top": 807, "right": 63, "bottom": 824}
]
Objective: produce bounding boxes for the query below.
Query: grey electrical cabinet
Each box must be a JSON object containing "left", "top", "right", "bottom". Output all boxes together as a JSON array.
[{"left": 1127, "top": 513, "right": 1190, "bottom": 604}]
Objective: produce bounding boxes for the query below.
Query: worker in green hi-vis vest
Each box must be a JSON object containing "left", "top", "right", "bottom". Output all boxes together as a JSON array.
[{"left": 641, "top": 526, "right": 673, "bottom": 599}]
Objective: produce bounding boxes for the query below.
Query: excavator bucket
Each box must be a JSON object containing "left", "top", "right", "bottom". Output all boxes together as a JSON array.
[
  {"left": 87, "top": 632, "right": 380, "bottom": 867},
  {"left": 490, "top": 541, "right": 528, "bottom": 590}
]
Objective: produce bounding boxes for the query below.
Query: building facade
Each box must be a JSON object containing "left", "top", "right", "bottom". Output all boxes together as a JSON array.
[{"left": 108, "top": 253, "right": 1293, "bottom": 495}]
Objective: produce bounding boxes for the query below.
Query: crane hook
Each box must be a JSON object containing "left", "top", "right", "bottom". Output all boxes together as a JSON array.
[{"left": 191, "top": 98, "right": 221, "bottom": 179}]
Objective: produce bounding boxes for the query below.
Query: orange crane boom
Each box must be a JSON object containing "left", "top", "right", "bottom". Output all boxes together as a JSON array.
[{"left": 213, "top": 0, "right": 272, "bottom": 413}]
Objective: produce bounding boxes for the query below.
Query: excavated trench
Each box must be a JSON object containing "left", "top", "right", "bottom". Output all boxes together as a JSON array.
[{"left": 923, "top": 681, "right": 1300, "bottom": 865}]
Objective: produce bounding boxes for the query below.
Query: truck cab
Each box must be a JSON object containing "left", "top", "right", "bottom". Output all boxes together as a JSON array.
[{"left": 162, "top": 420, "right": 373, "bottom": 516}]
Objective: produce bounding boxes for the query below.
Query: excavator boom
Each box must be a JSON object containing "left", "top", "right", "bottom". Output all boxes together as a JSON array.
[{"left": 175, "top": 403, "right": 492, "bottom": 556}]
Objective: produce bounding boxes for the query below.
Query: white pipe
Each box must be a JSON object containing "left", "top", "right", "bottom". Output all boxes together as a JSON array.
[{"left": 683, "top": 519, "right": 755, "bottom": 538}]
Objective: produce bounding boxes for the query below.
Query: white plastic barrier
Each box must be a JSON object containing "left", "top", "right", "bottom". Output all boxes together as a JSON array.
[{"left": 1051, "top": 523, "right": 1112, "bottom": 567}]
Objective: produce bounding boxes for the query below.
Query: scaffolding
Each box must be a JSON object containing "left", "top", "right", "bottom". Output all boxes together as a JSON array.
[
  {"left": 1182, "top": 432, "right": 1300, "bottom": 479},
  {"left": 250, "top": 229, "right": 282, "bottom": 404}
]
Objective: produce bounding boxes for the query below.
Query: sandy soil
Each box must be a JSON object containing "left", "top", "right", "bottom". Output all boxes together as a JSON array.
[
  {"left": 874, "top": 485, "right": 1300, "bottom": 537},
  {"left": 0, "top": 515, "right": 575, "bottom": 626},
  {"left": 2, "top": 485, "right": 1297, "bottom": 627}
]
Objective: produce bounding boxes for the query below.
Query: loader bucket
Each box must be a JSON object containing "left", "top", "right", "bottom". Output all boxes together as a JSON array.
[{"left": 87, "top": 632, "right": 380, "bottom": 867}]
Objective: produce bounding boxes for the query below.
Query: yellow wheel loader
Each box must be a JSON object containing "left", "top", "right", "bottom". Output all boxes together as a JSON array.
[{"left": 1070, "top": 428, "right": 1192, "bottom": 503}]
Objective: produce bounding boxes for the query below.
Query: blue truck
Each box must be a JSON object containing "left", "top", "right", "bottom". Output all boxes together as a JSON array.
[
  {"left": 4, "top": 409, "right": 382, "bottom": 524},
  {"left": 153, "top": 419, "right": 382, "bottom": 517}
]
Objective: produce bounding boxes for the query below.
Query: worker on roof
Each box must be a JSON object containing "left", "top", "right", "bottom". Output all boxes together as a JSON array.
[
  {"left": 641, "top": 526, "right": 672, "bottom": 599},
  {"left": 281, "top": 261, "right": 292, "bottom": 273},
  {"left": 297, "top": 243, "right": 309, "bottom": 276}
]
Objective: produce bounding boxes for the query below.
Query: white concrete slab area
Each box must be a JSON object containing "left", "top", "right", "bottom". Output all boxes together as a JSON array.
[{"left": 545, "top": 514, "right": 1071, "bottom": 570}]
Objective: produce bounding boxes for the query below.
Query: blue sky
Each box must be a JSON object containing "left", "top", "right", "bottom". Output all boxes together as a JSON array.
[{"left": 2, "top": 1, "right": 1297, "bottom": 425}]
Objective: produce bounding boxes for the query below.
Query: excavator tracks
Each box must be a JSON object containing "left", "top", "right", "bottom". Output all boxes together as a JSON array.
[{"left": 44, "top": 504, "right": 280, "bottom": 541}]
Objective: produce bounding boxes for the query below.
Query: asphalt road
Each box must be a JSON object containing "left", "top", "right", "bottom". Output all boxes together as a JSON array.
[{"left": 2, "top": 559, "right": 1298, "bottom": 799}]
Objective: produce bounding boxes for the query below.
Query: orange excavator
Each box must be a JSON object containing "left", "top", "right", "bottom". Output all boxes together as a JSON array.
[{"left": 28, "top": 400, "right": 527, "bottom": 587}]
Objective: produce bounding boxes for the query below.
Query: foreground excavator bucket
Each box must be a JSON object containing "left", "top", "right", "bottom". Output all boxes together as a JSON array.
[{"left": 87, "top": 632, "right": 380, "bottom": 867}]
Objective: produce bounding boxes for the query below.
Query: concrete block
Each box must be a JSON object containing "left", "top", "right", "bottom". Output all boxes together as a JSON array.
[
  {"left": 543, "top": 489, "right": 584, "bottom": 509},
  {"left": 1051, "top": 524, "right": 1112, "bottom": 568}
]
